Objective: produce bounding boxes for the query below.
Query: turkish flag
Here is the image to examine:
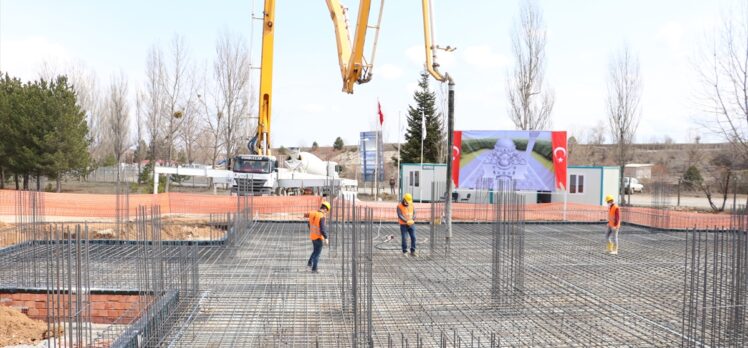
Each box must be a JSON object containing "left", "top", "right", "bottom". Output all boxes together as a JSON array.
[
  {"left": 377, "top": 101, "right": 384, "bottom": 126},
  {"left": 551, "top": 131, "right": 567, "bottom": 191},
  {"left": 452, "top": 131, "right": 462, "bottom": 188}
]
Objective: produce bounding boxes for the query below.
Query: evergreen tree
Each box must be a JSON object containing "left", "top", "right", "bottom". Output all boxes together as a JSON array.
[
  {"left": 401, "top": 71, "right": 443, "bottom": 163},
  {"left": 39, "top": 76, "right": 90, "bottom": 191},
  {"left": 0, "top": 73, "right": 89, "bottom": 190},
  {"left": 333, "top": 136, "right": 344, "bottom": 150},
  {"left": 0, "top": 74, "right": 24, "bottom": 188}
]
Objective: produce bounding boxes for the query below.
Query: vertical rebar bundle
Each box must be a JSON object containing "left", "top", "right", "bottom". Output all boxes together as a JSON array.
[
  {"left": 333, "top": 195, "right": 374, "bottom": 348},
  {"left": 430, "top": 181, "right": 446, "bottom": 257},
  {"left": 114, "top": 173, "right": 130, "bottom": 239},
  {"left": 14, "top": 190, "right": 44, "bottom": 288},
  {"left": 650, "top": 181, "right": 671, "bottom": 230},
  {"left": 682, "top": 207, "right": 748, "bottom": 347},
  {"left": 44, "top": 224, "right": 93, "bottom": 348},
  {"left": 232, "top": 179, "right": 254, "bottom": 245},
  {"left": 491, "top": 182, "right": 525, "bottom": 305}
]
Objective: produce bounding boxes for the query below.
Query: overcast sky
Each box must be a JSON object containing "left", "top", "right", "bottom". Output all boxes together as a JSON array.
[{"left": 0, "top": 0, "right": 732, "bottom": 147}]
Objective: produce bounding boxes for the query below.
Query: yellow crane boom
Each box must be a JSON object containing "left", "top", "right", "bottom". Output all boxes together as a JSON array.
[
  {"left": 252, "top": 0, "right": 381, "bottom": 156},
  {"left": 254, "top": 0, "right": 275, "bottom": 156}
]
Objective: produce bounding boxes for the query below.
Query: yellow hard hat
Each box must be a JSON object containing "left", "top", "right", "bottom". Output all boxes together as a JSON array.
[
  {"left": 403, "top": 193, "right": 413, "bottom": 202},
  {"left": 605, "top": 194, "right": 615, "bottom": 203},
  {"left": 321, "top": 201, "right": 331, "bottom": 211}
]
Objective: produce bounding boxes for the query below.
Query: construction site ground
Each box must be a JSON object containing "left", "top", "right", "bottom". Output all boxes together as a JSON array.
[{"left": 141, "top": 221, "right": 689, "bottom": 346}]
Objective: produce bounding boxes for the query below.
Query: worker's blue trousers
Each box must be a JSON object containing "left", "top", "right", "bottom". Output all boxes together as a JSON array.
[
  {"left": 400, "top": 225, "right": 416, "bottom": 253},
  {"left": 307, "top": 239, "right": 323, "bottom": 271}
]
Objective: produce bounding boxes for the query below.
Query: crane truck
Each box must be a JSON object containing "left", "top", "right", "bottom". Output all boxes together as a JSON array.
[
  {"left": 232, "top": 0, "right": 381, "bottom": 196},
  {"left": 227, "top": 0, "right": 452, "bottom": 204}
]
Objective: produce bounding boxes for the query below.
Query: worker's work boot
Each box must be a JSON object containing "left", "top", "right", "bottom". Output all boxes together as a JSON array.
[
  {"left": 410, "top": 251, "right": 418, "bottom": 258},
  {"left": 611, "top": 245, "right": 618, "bottom": 255},
  {"left": 606, "top": 242, "right": 612, "bottom": 254}
]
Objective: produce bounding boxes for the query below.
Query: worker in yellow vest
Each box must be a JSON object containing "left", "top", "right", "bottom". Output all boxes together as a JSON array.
[
  {"left": 306, "top": 201, "right": 330, "bottom": 273},
  {"left": 397, "top": 193, "right": 417, "bottom": 257},
  {"left": 605, "top": 195, "right": 621, "bottom": 255}
]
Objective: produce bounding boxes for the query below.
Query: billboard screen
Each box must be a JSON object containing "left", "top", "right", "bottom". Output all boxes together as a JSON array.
[
  {"left": 360, "top": 131, "right": 384, "bottom": 182},
  {"left": 451, "top": 130, "right": 567, "bottom": 191}
]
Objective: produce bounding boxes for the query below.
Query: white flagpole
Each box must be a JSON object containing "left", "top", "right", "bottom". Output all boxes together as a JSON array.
[
  {"left": 397, "top": 111, "right": 402, "bottom": 200},
  {"left": 420, "top": 110, "right": 425, "bottom": 203},
  {"left": 375, "top": 128, "right": 379, "bottom": 200}
]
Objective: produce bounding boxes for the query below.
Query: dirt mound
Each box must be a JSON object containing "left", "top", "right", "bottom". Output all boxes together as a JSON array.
[
  {"left": 0, "top": 306, "right": 59, "bottom": 346},
  {"left": 89, "top": 217, "right": 224, "bottom": 241}
]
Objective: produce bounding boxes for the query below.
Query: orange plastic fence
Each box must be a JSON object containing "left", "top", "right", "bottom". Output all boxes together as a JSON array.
[
  {"left": 0, "top": 190, "right": 321, "bottom": 219},
  {"left": 0, "top": 189, "right": 735, "bottom": 229}
]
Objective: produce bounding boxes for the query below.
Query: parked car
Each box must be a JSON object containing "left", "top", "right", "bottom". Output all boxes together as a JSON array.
[{"left": 624, "top": 177, "right": 644, "bottom": 194}]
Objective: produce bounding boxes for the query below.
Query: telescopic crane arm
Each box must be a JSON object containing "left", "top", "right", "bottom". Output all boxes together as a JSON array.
[
  {"left": 252, "top": 0, "right": 381, "bottom": 156},
  {"left": 422, "top": 0, "right": 455, "bottom": 241},
  {"left": 254, "top": 0, "right": 275, "bottom": 156},
  {"left": 326, "top": 0, "right": 381, "bottom": 93}
]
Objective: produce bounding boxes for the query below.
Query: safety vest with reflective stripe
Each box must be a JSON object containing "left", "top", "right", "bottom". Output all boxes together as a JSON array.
[
  {"left": 309, "top": 210, "right": 325, "bottom": 240},
  {"left": 608, "top": 204, "right": 621, "bottom": 228},
  {"left": 397, "top": 203, "right": 414, "bottom": 225}
]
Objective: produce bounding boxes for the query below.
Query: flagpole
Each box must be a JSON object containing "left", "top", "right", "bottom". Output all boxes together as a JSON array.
[
  {"left": 420, "top": 110, "right": 424, "bottom": 203},
  {"left": 397, "top": 111, "right": 402, "bottom": 200},
  {"left": 375, "top": 126, "right": 379, "bottom": 200}
]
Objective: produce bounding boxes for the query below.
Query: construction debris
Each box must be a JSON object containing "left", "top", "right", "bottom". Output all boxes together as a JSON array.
[{"left": 0, "top": 306, "right": 57, "bottom": 347}]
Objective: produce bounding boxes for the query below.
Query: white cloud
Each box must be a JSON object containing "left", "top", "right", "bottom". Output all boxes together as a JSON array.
[
  {"left": 0, "top": 36, "right": 71, "bottom": 81},
  {"left": 377, "top": 63, "right": 403, "bottom": 80},
  {"left": 462, "top": 45, "right": 510, "bottom": 69}
]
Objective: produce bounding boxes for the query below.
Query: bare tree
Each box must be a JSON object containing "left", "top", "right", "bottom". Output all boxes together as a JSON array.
[
  {"left": 697, "top": 152, "right": 736, "bottom": 212},
  {"left": 606, "top": 44, "right": 642, "bottom": 204},
  {"left": 106, "top": 73, "right": 130, "bottom": 166},
  {"left": 179, "top": 100, "right": 201, "bottom": 164},
  {"left": 161, "top": 35, "right": 194, "bottom": 168},
  {"left": 699, "top": 5, "right": 748, "bottom": 161},
  {"left": 506, "top": 0, "right": 554, "bottom": 130},
  {"left": 134, "top": 91, "right": 148, "bottom": 182},
  {"left": 197, "top": 67, "right": 225, "bottom": 167},
  {"left": 143, "top": 44, "right": 166, "bottom": 162},
  {"left": 587, "top": 120, "right": 607, "bottom": 145},
  {"left": 214, "top": 31, "right": 252, "bottom": 167},
  {"left": 104, "top": 72, "right": 130, "bottom": 192},
  {"left": 697, "top": 5, "right": 748, "bottom": 207}
]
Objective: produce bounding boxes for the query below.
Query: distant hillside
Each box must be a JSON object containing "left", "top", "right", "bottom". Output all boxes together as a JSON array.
[{"left": 569, "top": 142, "right": 738, "bottom": 181}]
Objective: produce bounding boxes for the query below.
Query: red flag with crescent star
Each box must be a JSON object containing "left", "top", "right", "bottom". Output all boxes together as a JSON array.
[
  {"left": 551, "top": 131, "right": 567, "bottom": 191},
  {"left": 452, "top": 131, "right": 462, "bottom": 187}
]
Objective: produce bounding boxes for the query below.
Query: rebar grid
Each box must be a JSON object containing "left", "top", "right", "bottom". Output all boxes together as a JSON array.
[
  {"left": 4, "top": 185, "right": 742, "bottom": 346},
  {"left": 132, "top": 219, "right": 697, "bottom": 347}
]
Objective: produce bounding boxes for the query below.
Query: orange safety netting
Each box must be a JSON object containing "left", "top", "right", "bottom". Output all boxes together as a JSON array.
[
  {"left": 0, "top": 190, "right": 322, "bottom": 219},
  {"left": 0, "top": 190, "right": 735, "bottom": 229}
]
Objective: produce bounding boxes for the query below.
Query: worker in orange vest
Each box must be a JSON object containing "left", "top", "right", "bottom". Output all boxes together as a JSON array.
[
  {"left": 306, "top": 201, "right": 330, "bottom": 273},
  {"left": 397, "top": 193, "right": 417, "bottom": 257},
  {"left": 605, "top": 194, "right": 621, "bottom": 255}
]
